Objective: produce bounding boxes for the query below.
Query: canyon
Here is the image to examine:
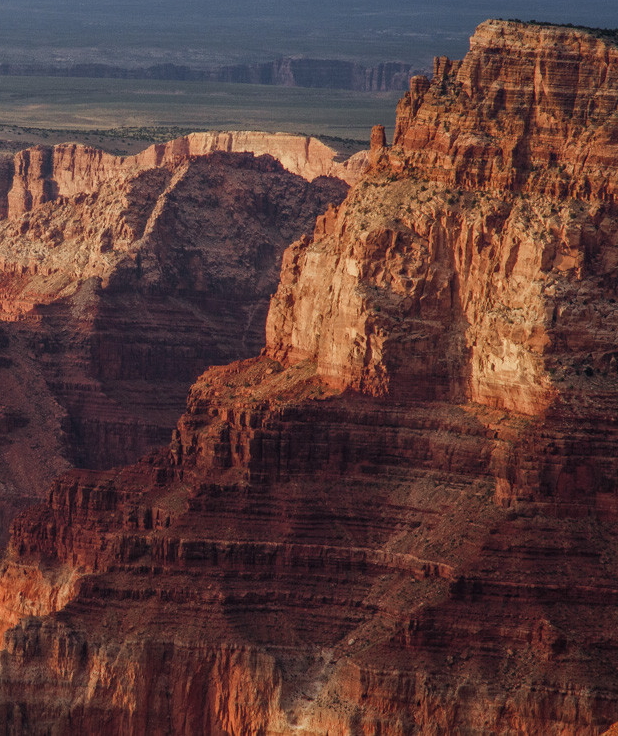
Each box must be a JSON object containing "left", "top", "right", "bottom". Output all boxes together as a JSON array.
[
  {"left": 0, "top": 18, "right": 617, "bottom": 735},
  {"left": 0, "top": 132, "right": 354, "bottom": 541}
]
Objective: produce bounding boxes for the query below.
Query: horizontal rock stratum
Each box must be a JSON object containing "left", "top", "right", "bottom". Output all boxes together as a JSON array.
[
  {"left": 0, "top": 19, "right": 618, "bottom": 735},
  {"left": 0, "top": 134, "right": 352, "bottom": 541},
  {"left": 1, "top": 130, "right": 365, "bottom": 220}
]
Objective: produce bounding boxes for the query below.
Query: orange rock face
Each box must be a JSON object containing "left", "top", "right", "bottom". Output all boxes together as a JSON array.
[
  {"left": 2, "top": 19, "right": 618, "bottom": 735},
  {"left": 393, "top": 20, "right": 618, "bottom": 200},
  {"left": 0, "top": 131, "right": 365, "bottom": 221}
]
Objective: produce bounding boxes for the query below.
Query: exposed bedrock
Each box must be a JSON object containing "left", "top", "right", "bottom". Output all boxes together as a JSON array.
[
  {"left": 1, "top": 352, "right": 617, "bottom": 734},
  {"left": 392, "top": 20, "right": 618, "bottom": 200},
  {"left": 0, "top": 138, "right": 350, "bottom": 520},
  {"left": 0, "top": 131, "right": 364, "bottom": 221},
  {"left": 0, "top": 18, "right": 618, "bottom": 735}
]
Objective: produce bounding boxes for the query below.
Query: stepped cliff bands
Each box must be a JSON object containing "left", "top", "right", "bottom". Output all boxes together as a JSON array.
[
  {"left": 0, "top": 133, "right": 352, "bottom": 538},
  {"left": 393, "top": 20, "right": 618, "bottom": 199},
  {"left": 0, "top": 131, "right": 363, "bottom": 222},
  {"left": 0, "top": 19, "right": 618, "bottom": 735}
]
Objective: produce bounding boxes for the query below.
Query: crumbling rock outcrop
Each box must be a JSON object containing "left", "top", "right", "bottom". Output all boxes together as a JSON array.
[
  {"left": 0, "top": 137, "right": 350, "bottom": 513},
  {"left": 1, "top": 19, "right": 618, "bottom": 735},
  {"left": 1, "top": 352, "right": 617, "bottom": 733},
  {"left": 392, "top": 20, "right": 618, "bottom": 201}
]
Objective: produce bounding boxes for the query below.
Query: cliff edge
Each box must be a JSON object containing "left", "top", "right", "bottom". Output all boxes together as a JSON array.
[
  {"left": 0, "top": 134, "right": 351, "bottom": 541},
  {"left": 0, "top": 20, "right": 617, "bottom": 735}
]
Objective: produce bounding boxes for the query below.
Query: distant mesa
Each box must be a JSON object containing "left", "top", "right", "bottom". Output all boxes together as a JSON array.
[
  {"left": 0, "top": 57, "right": 419, "bottom": 92},
  {"left": 1, "top": 130, "right": 368, "bottom": 221}
]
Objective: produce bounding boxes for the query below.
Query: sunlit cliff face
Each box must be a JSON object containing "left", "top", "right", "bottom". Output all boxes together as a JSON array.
[{"left": 0, "top": 20, "right": 618, "bottom": 736}]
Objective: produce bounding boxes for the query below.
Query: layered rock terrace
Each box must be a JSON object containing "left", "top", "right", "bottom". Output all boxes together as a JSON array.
[
  {"left": 2, "top": 130, "right": 364, "bottom": 222},
  {"left": 0, "top": 19, "right": 617, "bottom": 735},
  {"left": 0, "top": 133, "right": 353, "bottom": 527},
  {"left": 392, "top": 20, "right": 618, "bottom": 200}
]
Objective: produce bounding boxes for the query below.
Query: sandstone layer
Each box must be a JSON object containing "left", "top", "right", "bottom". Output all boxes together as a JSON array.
[
  {"left": 0, "top": 135, "right": 351, "bottom": 535},
  {"left": 392, "top": 20, "right": 618, "bottom": 200},
  {"left": 0, "top": 19, "right": 618, "bottom": 735},
  {"left": 1, "top": 131, "right": 364, "bottom": 222}
]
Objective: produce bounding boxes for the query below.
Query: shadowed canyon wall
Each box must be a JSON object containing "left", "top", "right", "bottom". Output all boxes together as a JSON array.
[
  {"left": 0, "top": 19, "right": 618, "bottom": 735},
  {"left": 0, "top": 133, "right": 353, "bottom": 541}
]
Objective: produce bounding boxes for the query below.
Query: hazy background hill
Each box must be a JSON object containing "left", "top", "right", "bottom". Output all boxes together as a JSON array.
[{"left": 1, "top": 0, "right": 616, "bottom": 71}]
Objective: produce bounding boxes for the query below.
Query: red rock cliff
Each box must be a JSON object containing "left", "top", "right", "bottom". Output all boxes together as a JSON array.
[
  {"left": 0, "top": 19, "right": 618, "bottom": 735},
  {"left": 0, "top": 141, "right": 349, "bottom": 539},
  {"left": 393, "top": 20, "right": 618, "bottom": 199},
  {"left": 0, "top": 131, "right": 365, "bottom": 220}
]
